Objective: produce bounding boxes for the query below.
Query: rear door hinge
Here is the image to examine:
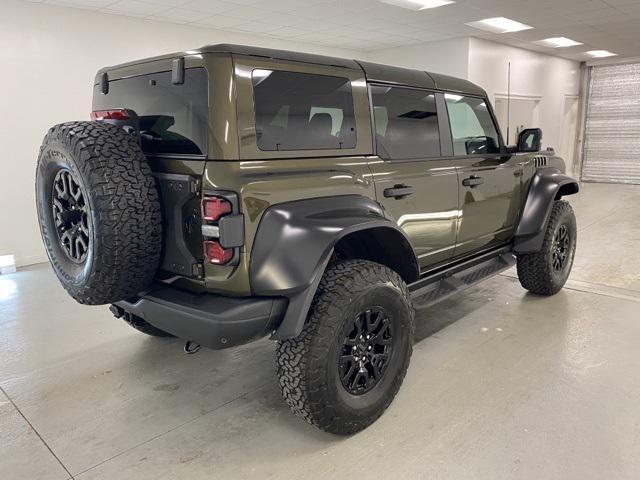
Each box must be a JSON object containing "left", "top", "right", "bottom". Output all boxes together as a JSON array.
[
  {"left": 192, "top": 262, "right": 204, "bottom": 279},
  {"left": 190, "top": 179, "right": 201, "bottom": 196}
]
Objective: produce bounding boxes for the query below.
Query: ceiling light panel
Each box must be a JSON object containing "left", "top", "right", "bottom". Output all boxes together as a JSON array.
[
  {"left": 536, "top": 37, "right": 583, "bottom": 48},
  {"left": 586, "top": 50, "right": 617, "bottom": 58},
  {"left": 377, "top": 0, "right": 455, "bottom": 11},
  {"left": 466, "top": 17, "right": 533, "bottom": 34}
]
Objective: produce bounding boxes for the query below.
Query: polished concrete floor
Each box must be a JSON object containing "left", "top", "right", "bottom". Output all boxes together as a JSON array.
[{"left": 1, "top": 183, "right": 640, "bottom": 480}]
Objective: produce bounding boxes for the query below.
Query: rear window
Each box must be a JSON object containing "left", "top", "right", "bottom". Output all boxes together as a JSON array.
[
  {"left": 251, "top": 69, "right": 356, "bottom": 151},
  {"left": 93, "top": 68, "right": 208, "bottom": 156}
]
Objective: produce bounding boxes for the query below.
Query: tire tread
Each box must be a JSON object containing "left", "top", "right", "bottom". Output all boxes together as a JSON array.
[
  {"left": 516, "top": 200, "right": 575, "bottom": 296},
  {"left": 37, "top": 121, "right": 162, "bottom": 305},
  {"left": 275, "top": 259, "right": 414, "bottom": 435}
]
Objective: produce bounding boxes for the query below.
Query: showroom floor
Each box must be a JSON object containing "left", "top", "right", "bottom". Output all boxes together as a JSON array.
[{"left": 1, "top": 182, "right": 639, "bottom": 480}]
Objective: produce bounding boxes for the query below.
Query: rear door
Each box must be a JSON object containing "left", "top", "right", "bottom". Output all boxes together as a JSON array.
[
  {"left": 443, "top": 94, "right": 523, "bottom": 256},
  {"left": 368, "top": 85, "right": 459, "bottom": 269},
  {"left": 92, "top": 65, "right": 211, "bottom": 281}
]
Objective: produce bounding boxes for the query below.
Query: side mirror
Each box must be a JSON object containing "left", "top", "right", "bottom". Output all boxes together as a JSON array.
[{"left": 517, "top": 128, "right": 542, "bottom": 153}]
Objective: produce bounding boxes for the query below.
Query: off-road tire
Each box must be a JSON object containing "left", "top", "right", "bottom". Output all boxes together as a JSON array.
[
  {"left": 36, "top": 121, "right": 162, "bottom": 305},
  {"left": 276, "top": 260, "right": 415, "bottom": 435},
  {"left": 122, "top": 314, "right": 174, "bottom": 338},
  {"left": 516, "top": 200, "right": 576, "bottom": 295}
]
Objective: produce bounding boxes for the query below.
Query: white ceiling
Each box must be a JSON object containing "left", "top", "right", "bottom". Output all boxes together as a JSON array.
[{"left": 21, "top": 0, "right": 640, "bottom": 60}]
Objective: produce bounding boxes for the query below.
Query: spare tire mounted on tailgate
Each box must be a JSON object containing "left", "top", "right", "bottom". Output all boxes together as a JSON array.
[{"left": 35, "top": 121, "right": 162, "bottom": 305}]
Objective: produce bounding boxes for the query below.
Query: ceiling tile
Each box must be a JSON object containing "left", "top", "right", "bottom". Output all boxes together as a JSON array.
[
  {"left": 154, "top": 7, "right": 209, "bottom": 22},
  {"left": 191, "top": 14, "right": 246, "bottom": 28},
  {"left": 14, "top": 0, "right": 640, "bottom": 59},
  {"left": 131, "top": 0, "right": 189, "bottom": 6},
  {"left": 46, "top": 0, "right": 117, "bottom": 8},
  {"left": 101, "top": 0, "right": 163, "bottom": 16},
  {"left": 180, "top": 0, "right": 238, "bottom": 14},
  {"left": 234, "top": 21, "right": 281, "bottom": 33},
  {"left": 268, "top": 26, "right": 308, "bottom": 37}
]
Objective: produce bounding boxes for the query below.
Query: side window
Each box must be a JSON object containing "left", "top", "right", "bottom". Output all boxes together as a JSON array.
[
  {"left": 445, "top": 94, "right": 500, "bottom": 156},
  {"left": 370, "top": 85, "right": 440, "bottom": 160},
  {"left": 252, "top": 69, "right": 356, "bottom": 151}
]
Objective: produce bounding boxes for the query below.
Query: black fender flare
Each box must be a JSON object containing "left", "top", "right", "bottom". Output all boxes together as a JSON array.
[
  {"left": 513, "top": 168, "right": 579, "bottom": 253},
  {"left": 249, "top": 195, "right": 419, "bottom": 339}
]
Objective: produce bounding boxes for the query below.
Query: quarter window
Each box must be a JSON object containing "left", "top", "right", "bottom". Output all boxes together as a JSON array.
[
  {"left": 370, "top": 85, "right": 440, "bottom": 160},
  {"left": 252, "top": 69, "right": 356, "bottom": 151},
  {"left": 445, "top": 94, "right": 500, "bottom": 156}
]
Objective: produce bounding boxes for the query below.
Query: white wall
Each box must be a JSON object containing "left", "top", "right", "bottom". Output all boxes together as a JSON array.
[
  {"left": 0, "top": 0, "right": 364, "bottom": 267},
  {"left": 467, "top": 38, "right": 581, "bottom": 154},
  {"left": 369, "top": 37, "right": 581, "bottom": 157},
  {"left": 368, "top": 37, "right": 470, "bottom": 79},
  {"left": 369, "top": 38, "right": 580, "bottom": 158},
  {"left": 0, "top": 0, "right": 582, "bottom": 268}
]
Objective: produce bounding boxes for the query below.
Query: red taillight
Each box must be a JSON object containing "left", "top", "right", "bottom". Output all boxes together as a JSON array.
[
  {"left": 204, "top": 240, "right": 233, "bottom": 265},
  {"left": 201, "top": 196, "right": 232, "bottom": 222},
  {"left": 90, "top": 109, "right": 129, "bottom": 121}
]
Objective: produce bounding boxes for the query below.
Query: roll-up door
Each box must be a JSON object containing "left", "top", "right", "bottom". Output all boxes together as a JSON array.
[{"left": 583, "top": 63, "right": 640, "bottom": 184}]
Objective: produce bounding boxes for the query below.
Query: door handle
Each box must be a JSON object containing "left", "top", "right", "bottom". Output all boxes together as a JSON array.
[
  {"left": 462, "top": 176, "right": 484, "bottom": 187},
  {"left": 384, "top": 184, "right": 414, "bottom": 199}
]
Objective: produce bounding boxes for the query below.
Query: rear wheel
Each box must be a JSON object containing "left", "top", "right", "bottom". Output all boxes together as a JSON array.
[
  {"left": 516, "top": 200, "right": 577, "bottom": 295},
  {"left": 276, "top": 260, "right": 414, "bottom": 435}
]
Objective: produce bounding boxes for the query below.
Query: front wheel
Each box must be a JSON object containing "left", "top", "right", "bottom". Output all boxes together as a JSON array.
[
  {"left": 276, "top": 260, "right": 415, "bottom": 435},
  {"left": 516, "top": 200, "right": 577, "bottom": 295}
]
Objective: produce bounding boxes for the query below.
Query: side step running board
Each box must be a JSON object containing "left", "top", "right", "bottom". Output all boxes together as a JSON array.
[{"left": 410, "top": 249, "right": 516, "bottom": 310}]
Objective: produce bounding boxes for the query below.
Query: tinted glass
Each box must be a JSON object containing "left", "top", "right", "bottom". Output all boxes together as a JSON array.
[
  {"left": 445, "top": 94, "right": 500, "bottom": 156},
  {"left": 93, "top": 68, "right": 208, "bottom": 155},
  {"left": 370, "top": 85, "right": 440, "bottom": 160},
  {"left": 252, "top": 69, "right": 356, "bottom": 151}
]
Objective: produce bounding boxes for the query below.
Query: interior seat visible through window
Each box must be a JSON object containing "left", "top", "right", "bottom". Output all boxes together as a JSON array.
[
  {"left": 252, "top": 69, "right": 356, "bottom": 151},
  {"left": 308, "top": 113, "right": 335, "bottom": 148}
]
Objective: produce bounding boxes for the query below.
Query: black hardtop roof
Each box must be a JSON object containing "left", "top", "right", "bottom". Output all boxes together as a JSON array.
[
  {"left": 98, "top": 43, "right": 486, "bottom": 97},
  {"left": 206, "top": 44, "right": 486, "bottom": 96}
]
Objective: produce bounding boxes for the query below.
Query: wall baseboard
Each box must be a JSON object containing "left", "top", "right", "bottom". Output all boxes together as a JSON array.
[{"left": 16, "top": 254, "right": 49, "bottom": 268}]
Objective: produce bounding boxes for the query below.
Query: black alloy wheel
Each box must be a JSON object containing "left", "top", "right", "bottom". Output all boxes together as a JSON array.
[
  {"left": 551, "top": 224, "right": 570, "bottom": 271},
  {"left": 36, "top": 121, "right": 162, "bottom": 305},
  {"left": 52, "top": 169, "right": 91, "bottom": 263},
  {"left": 339, "top": 307, "right": 393, "bottom": 395}
]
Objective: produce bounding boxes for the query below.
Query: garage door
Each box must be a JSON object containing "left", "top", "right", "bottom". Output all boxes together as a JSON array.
[{"left": 583, "top": 63, "right": 640, "bottom": 184}]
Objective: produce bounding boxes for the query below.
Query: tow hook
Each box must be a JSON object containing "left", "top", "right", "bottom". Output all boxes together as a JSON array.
[{"left": 184, "top": 341, "right": 201, "bottom": 354}]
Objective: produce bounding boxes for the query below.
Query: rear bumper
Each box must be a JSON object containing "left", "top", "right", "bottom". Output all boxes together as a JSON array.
[{"left": 114, "top": 283, "right": 287, "bottom": 349}]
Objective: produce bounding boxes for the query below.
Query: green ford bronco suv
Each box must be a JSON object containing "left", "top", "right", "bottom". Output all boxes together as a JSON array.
[{"left": 36, "top": 44, "right": 578, "bottom": 435}]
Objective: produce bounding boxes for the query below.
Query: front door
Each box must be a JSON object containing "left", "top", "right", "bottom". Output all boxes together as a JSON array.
[
  {"left": 367, "top": 85, "right": 459, "bottom": 269},
  {"left": 443, "top": 94, "right": 523, "bottom": 256}
]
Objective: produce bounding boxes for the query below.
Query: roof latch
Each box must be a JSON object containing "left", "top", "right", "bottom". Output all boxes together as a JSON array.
[{"left": 172, "top": 57, "right": 185, "bottom": 85}]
